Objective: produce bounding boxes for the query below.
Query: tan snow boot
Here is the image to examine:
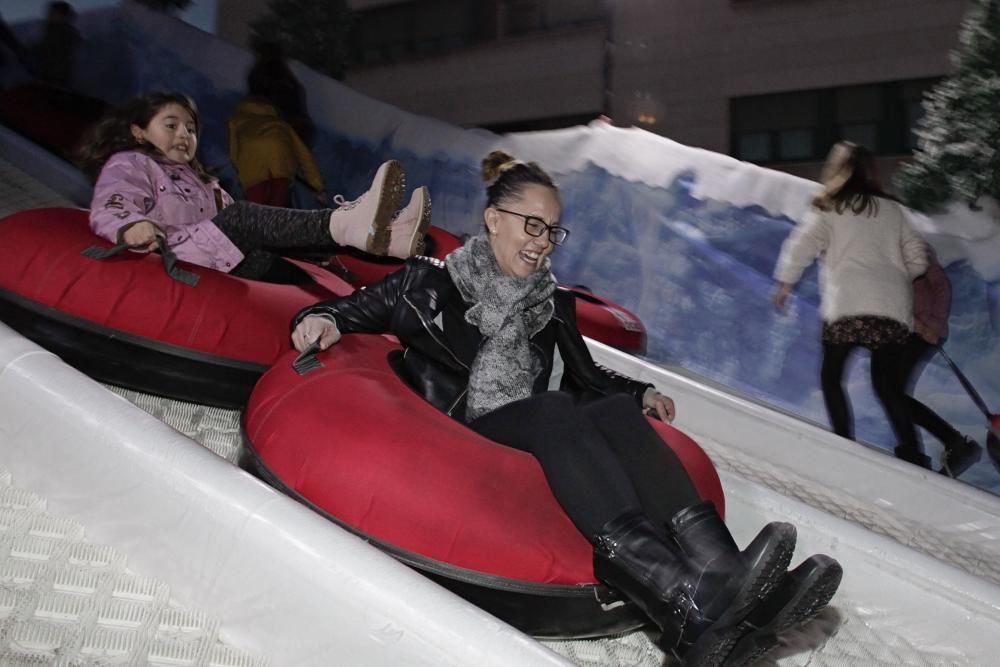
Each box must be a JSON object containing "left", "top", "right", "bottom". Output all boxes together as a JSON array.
[
  {"left": 329, "top": 160, "right": 404, "bottom": 255},
  {"left": 387, "top": 185, "right": 432, "bottom": 259}
]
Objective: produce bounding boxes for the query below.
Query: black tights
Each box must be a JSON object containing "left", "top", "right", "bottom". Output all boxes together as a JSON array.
[
  {"left": 212, "top": 201, "right": 332, "bottom": 279},
  {"left": 900, "top": 334, "right": 962, "bottom": 447},
  {"left": 821, "top": 340, "right": 918, "bottom": 451},
  {"left": 469, "top": 392, "right": 701, "bottom": 540}
]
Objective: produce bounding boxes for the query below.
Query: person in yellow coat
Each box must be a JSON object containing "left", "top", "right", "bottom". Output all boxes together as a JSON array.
[{"left": 228, "top": 97, "right": 327, "bottom": 207}]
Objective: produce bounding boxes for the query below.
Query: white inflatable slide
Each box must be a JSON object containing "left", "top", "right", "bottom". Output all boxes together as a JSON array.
[
  {"left": 5, "top": 311, "right": 1000, "bottom": 665},
  {"left": 0, "top": 322, "right": 569, "bottom": 666}
]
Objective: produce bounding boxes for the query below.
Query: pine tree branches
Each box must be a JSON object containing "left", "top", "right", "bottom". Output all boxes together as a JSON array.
[{"left": 895, "top": 0, "right": 1000, "bottom": 214}]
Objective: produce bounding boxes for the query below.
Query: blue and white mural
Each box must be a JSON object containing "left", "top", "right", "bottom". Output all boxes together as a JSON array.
[{"left": 19, "top": 3, "right": 1000, "bottom": 493}]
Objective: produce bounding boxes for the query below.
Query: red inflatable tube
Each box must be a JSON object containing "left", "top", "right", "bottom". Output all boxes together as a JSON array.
[
  {"left": 0, "top": 208, "right": 352, "bottom": 407},
  {"left": 243, "top": 331, "right": 724, "bottom": 638},
  {"left": 331, "top": 225, "right": 462, "bottom": 286},
  {"left": 566, "top": 286, "right": 647, "bottom": 354}
]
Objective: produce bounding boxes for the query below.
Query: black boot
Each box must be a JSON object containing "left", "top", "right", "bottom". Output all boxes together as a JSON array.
[
  {"left": 939, "top": 436, "right": 982, "bottom": 478},
  {"left": 670, "top": 502, "right": 796, "bottom": 618},
  {"left": 724, "top": 554, "right": 843, "bottom": 666},
  {"left": 894, "top": 444, "right": 932, "bottom": 469},
  {"left": 593, "top": 509, "right": 759, "bottom": 666},
  {"left": 668, "top": 503, "right": 796, "bottom": 665}
]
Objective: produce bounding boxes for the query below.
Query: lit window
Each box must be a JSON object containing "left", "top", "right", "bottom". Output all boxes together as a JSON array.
[
  {"left": 777, "top": 129, "right": 813, "bottom": 161},
  {"left": 730, "top": 77, "right": 940, "bottom": 162},
  {"left": 839, "top": 123, "right": 878, "bottom": 150},
  {"left": 737, "top": 132, "right": 771, "bottom": 162}
]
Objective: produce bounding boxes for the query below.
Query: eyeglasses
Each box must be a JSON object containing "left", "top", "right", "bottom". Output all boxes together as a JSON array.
[{"left": 494, "top": 207, "right": 570, "bottom": 245}]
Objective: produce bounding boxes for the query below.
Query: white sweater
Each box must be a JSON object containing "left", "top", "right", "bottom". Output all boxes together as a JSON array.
[{"left": 774, "top": 197, "right": 928, "bottom": 326}]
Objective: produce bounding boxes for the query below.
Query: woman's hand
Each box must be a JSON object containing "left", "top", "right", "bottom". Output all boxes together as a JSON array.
[
  {"left": 122, "top": 221, "right": 160, "bottom": 252},
  {"left": 291, "top": 315, "right": 341, "bottom": 352},
  {"left": 772, "top": 282, "right": 794, "bottom": 311},
  {"left": 643, "top": 390, "right": 676, "bottom": 423}
]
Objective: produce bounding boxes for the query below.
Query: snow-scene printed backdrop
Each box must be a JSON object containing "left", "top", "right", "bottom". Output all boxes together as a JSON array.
[{"left": 27, "top": 2, "right": 1000, "bottom": 493}]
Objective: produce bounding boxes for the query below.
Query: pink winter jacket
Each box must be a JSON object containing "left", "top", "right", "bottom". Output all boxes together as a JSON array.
[
  {"left": 89, "top": 151, "right": 243, "bottom": 272},
  {"left": 912, "top": 251, "right": 950, "bottom": 343}
]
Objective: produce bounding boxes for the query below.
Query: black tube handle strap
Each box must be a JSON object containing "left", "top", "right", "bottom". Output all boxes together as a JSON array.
[
  {"left": 82, "top": 225, "right": 200, "bottom": 287},
  {"left": 80, "top": 241, "right": 129, "bottom": 260},
  {"left": 153, "top": 235, "right": 200, "bottom": 287},
  {"left": 292, "top": 338, "right": 324, "bottom": 376}
]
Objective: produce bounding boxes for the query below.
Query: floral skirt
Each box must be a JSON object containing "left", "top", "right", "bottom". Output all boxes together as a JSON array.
[{"left": 822, "top": 315, "right": 909, "bottom": 350}]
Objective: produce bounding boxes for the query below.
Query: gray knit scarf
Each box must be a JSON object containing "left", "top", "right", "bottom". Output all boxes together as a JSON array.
[{"left": 446, "top": 234, "right": 557, "bottom": 421}]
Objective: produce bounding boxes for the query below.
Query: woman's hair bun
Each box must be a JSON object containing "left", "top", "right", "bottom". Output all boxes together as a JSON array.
[{"left": 481, "top": 150, "right": 518, "bottom": 183}]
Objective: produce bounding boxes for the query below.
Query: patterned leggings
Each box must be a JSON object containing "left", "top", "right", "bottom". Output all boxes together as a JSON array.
[{"left": 212, "top": 201, "right": 333, "bottom": 279}]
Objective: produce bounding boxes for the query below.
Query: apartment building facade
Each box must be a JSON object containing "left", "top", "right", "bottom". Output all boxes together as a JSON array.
[{"left": 217, "top": 0, "right": 971, "bottom": 180}]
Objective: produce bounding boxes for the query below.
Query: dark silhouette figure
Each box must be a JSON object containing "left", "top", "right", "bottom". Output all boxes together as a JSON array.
[
  {"left": 247, "top": 39, "right": 315, "bottom": 146},
  {"left": 0, "top": 11, "right": 27, "bottom": 85},
  {"left": 29, "top": 2, "right": 80, "bottom": 88}
]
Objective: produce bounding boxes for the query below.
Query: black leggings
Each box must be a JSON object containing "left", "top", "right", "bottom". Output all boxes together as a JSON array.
[
  {"left": 900, "top": 334, "right": 962, "bottom": 447},
  {"left": 469, "top": 392, "right": 701, "bottom": 540},
  {"left": 821, "top": 340, "right": 918, "bottom": 450},
  {"left": 212, "top": 201, "right": 332, "bottom": 279}
]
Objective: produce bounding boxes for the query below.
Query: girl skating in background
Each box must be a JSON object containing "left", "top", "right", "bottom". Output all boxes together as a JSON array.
[{"left": 773, "top": 142, "right": 929, "bottom": 466}]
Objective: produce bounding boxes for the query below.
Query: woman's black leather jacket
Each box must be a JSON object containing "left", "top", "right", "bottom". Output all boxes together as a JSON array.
[{"left": 293, "top": 256, "right": 652, "bottom": 421}]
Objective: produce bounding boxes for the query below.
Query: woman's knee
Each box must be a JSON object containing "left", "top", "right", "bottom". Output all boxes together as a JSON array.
[
  {"left": 597, "top": 393, "right": 638, "bottom": 411},
  {"left": 581, "top": 393, "right": 642, "bottom": 421},
  {"left": 525, "top": 391, "right": 579, "bottom": 422},
  {"left": 528, "top": 391, "right": 575, "bottom": 409}
]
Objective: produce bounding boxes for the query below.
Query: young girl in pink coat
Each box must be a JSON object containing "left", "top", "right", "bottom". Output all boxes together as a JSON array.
[{"left": 79, "top": 92, "right": 431, "bottom": 279}]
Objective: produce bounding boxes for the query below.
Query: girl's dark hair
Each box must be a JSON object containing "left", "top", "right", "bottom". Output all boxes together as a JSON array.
[
  {"left": 812, "top": 141, "right": 891, "bottom": 216},
  {"left": 481, "top": 150, "right": 558, "bottom": 208},
  {"left": 76, "top": 91, "right": 212, "bottom": 183}
]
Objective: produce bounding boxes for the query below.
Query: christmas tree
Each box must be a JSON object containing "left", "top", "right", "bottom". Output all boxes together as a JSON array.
[
  {"left": 250, "top": 0, "right": 353, "bottom": 81},
  {"left": 895, "top": 0, "right": 1000, "bottom": 213}
]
